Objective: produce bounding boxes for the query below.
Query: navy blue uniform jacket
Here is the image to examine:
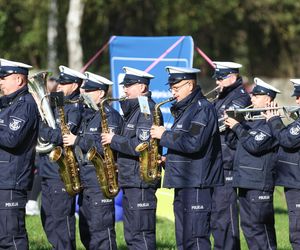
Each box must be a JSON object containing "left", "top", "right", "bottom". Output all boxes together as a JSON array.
[
  {"left": 110, "top": 92, "right": 162, "bottom": 188},
  {"left": 74, "top": 103, "right": 123, "bottom": 188},
  {"left": 214, "top": 78, "right": 251, "bottom": 171},
  {"left": 268, "top": 116, "right": 300, "bottom": 189},
  {"left": 160, "top": 87, "right": 223, "bottom": 188},
  {"left": 227, "top": 119, "right": 278, "bottom": 191},
  {"left": 0, "top": 86, "right": 39, "bottom": 190},
  {"left": 38, "top": 91, "right": 83, "bottom": 179}
]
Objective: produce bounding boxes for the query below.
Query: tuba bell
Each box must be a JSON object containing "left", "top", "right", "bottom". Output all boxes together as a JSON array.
[{"left": 28, "top": 71, "right": 56, "bottom": 153}]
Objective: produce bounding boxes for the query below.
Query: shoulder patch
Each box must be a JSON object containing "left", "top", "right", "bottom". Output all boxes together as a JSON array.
[
  {"left": 9, "top": 116, "right": 24, "bottom": 131},
  {"left": 254, "top": 132, "right": 266, "bottom": 141},
  {"left": 138, "top": 128, "right": 150, "bottom": 141},
  {"left": 289, "top": 125, "right": 300, "bottom": 136}
]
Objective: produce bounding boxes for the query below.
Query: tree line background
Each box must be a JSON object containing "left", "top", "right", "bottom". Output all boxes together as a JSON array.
[{"left": 1, "top": 0, "right": 300, "bottom": 80}]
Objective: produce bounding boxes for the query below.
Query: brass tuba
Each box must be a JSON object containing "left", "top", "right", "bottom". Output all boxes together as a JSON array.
[
  {"left": 135, "top": 97, "right": 175, "bottom": 183},
  {"left": 28, "top": 71, "right": 56, "bottom": 153},
  {"left": 49, "top": 92, "right": 82, "bottom": 196},
  {"left": 87, "top": 97, "right": 125, "bottom": 199}
]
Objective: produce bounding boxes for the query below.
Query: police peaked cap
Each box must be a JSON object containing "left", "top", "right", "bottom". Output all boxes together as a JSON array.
[
  {"left": 82, "top": 71, "right": 113, "bottom": 92},
  {"left": 58, "top": 65, "right": 86, "bottom": 84},
  {"left": 212, "top": 61, "right": 242, "bottom": 78},
  {"left": 166, "top": 66, "right": 200, "bottom": 85},
  {"left": 290, "top": 79, "right": 300, "bottom": 97},
  {"left": 120, "top": 67, "right": 154, "bottom": 86},
  {"left": 0, "top": 58, "right": 32, "bottom": 77},
  {"left": 251, "top": 77, "right": 281, "bottom": 99}
]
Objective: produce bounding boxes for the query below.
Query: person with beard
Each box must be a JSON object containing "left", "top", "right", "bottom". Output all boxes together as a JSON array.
[
  {"left": 63, "top": 72, "right": 122, "bottom": 249},
  {"left": 150, "top": 66, "right": 223, "bottom": 249},
  {"left": 210, "top": 61, "right": 251, "bottom": 250},
  {"left": 225, "top": 78, "right": 279, "bottom": 249},
  {"left": 38, "top": 66, "right": 85, "bottom": 250},
  {"left": 101, "top": 67, "right": 162, "bottom": 250},
  {"left": 0, "top": 58, "right": 39, "bottom": 249}
]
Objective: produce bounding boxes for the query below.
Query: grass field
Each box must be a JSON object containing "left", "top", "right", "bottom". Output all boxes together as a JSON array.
[{"left": 27, "top": 187, "right": 291, "bottom": 249}]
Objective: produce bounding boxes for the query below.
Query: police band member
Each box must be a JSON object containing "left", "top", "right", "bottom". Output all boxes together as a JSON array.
[
  {"left": 63, "top": 72, "right": 122, "bottom": 250},
  {"left": 101, "top": 67, "right": 161, "bottom": 250},
  {"left": 38, "top": 66, "right": 85, "bottom": 250},
  {"left": 211, "top": 61, "right": 251, "bottom": 250},
  {"left": 0, "top": 58, "right": 39, "bottom": 249},
  {"left": 225, "top": 78, "right": 279, "bottom": 250},
  {"left": 150, "top": 66, "right": 223, "bottom": 250},
  {"left": 265, "top": 79, "right": 300, "bottom": 249}
]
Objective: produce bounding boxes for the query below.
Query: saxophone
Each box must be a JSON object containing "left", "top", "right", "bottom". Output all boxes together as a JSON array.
[
  {"left": 135, "top": 97, "right": 175, "bottom": 183},
  {"left": 87, "top": 97, "right": 125, "bottom": 199},
  {"left": 49, "top": 94, "right": 82, "bottom": 196}
]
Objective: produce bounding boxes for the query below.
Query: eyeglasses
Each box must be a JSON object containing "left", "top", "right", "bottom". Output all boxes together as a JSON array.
[
  {"left": 215, "top": 75, "right": 231, "bottom": 81},
  {"left": 0, "top": 73, "right": 12, "bottom": 80},
  {"left": 168, "top": 81, "right": 190, "bottom": 92},
  {"left": 123, "top": 83, "right": 138, "bottom": 89}
]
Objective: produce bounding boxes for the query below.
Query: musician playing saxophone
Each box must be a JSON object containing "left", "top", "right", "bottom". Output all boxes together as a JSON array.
[
  {"left": 101, "top": 67, "right": 162, "bottom": 250},
  {"left": 63, "top": 72, "right": 122, "bottom": 250},
  {"left": 38, "top": 66, "right": 85, "bottom": 250},
  {"left": 150, "top": 66, "right": 223, "bottom": 250}
]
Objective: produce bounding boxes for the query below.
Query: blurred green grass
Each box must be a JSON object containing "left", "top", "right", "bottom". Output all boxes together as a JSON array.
[{"left": 26, "top": 187, "right": 290, "bottom": 249}]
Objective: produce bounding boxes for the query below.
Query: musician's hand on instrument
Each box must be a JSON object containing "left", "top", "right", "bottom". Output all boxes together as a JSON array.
[
  {"left": 157, "top": 155, "right": 166, "bottom": 168},
  {"left": 150, "top": 125, "right": 165, "bottom": 139},
  {"left": 224, "top": 117, "right": 239, "bottom": 129},
  {"left": 263, "top": 101, "right": 280, "bottom": 121},
  {"left": 101, "top": 132, "right": 114, "bottom": 145},
  {"left": 63, "top": 133, "right": 76, "bottom": 146}
]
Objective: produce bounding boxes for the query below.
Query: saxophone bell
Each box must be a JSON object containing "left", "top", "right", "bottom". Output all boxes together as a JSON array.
[
  {"left": 49, "top": 93, "right": 82, "bottom": 196},
  {"left": 87, "top": 97, "right": 123, "bottom": 199},
  {"left": 49, "top": 146, "right": 81, "bottom": 196},
  {"left": 87, "top": 146, "right": 119, "bottom": 199},
  {"left": 135, "top": 97, "right": 175, "bottom": 183}
]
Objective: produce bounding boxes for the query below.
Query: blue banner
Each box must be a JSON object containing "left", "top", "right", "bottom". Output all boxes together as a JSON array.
[{"left": 109, "top": 36, "right": 194, "bottom": 128}]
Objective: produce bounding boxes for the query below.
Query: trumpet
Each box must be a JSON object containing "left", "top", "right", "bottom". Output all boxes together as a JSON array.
[
  {"left": 204, "top": 86, "right": 220, "bottom": 102},
  {"left": 225, "top": 105, "right": 300, "bottom": 121}
]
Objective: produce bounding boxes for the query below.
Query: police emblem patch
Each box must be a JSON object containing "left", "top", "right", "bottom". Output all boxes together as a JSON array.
[
  {"left": 9, "top": 118, "right": 23, "bottom": 131},
  {"left": 254, "top": 132, "right": 266, "bottom": 141},
  {"left": 289, "top": 125, "right": 300, "bottom": 135},
  {"left": 138, "top": 129, "right": 150, "bottom": 141}
]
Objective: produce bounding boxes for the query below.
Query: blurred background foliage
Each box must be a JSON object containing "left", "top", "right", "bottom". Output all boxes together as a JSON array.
[{"left": 1, "top": 0, "right": 300, "bottom": 78}]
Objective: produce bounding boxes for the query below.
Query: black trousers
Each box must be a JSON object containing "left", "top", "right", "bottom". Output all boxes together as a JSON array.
[
  {"left": 174, "top": 187, "right": 213, "bottom": 250},
  {"left": 239, "top": 188, "right": 277, "bottom": 250},
  {"left": 78, "top": 187, "right": 117, "bottom": 250},
  {"left": 122, "top": 187, "right": 157, "bottom": 250},
  {"left": 40, "top": 178, "right": 76, "bottom": 250},
  {"left": 284, "top": 187, "right": 300, "bottom": 249},
  {"left": 211, "top": 176, "right": 240, "bottom": 250},
  {"left": 0, "top": 190, "right": 28, "bottom": 249}
]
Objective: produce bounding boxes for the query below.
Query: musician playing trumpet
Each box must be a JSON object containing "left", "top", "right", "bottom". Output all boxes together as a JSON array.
[
  {"left": 264, "top": 79, "right": 300, "bottom": 249},
  {"left": 224, "top": 78, "right": 280, "bottom": 250},
  {"left": 210, "top": 61, "right": 251, "bottom": 250}
]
